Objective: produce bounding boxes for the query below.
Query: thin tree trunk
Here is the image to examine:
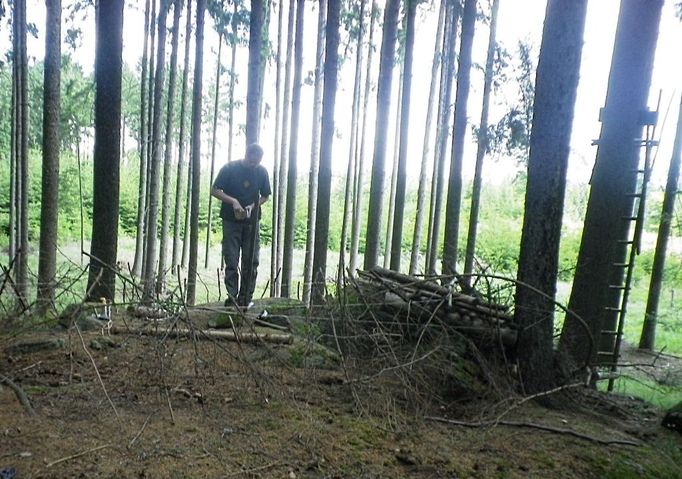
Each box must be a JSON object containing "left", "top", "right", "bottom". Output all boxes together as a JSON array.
[
  {"left": 363, "top": 0, "right": 401, "bottom": 270},
  {"left": 205, "top": 31, "right": 223, "bottom": 269},
  {"left": 302, "top": 0, "right": 326, "bottom": 305},
  {"left": 186, "top": 0, "right": 206, "bottom": 305},
  {"left": 172, "top": 0, "right": 192, "bottom": 269},
  {"left": 143, "top": 0, "right": 170, "bottom": 301},
  {"left": 275, "top": 0, "right": 296, "bottom": 296},
  {"left": 281, "top": 0, "right": 305, "bottom": 297},
  {"left": 442, "top": 0, "right": 476, "bottom": 276},
  {"left": 384, "top": 64, "right": 403, "bottom": 269},
  {"left": 86, "top": 0, "right": 124, "bottom": 301},
  {"left": 37, "top": 0, "right": 62, "bottom": 310},
  {"left": 426, "top": 1, "right": 458, "bottom": 275},
  {"left": 338, "top": 0, "right": 366, "bottom": 284},
  {"left": 158, "top": 0, "right": 183, "bottom": 289},
  {"left": 409, "top": 0, "right": 444, "bottom": 275},
  {"left": 271, "top": 0, "right": 284, "bottom": 296},
  {"left": 640, "top": 94, "right": 682, "bottom": 350},
  {"left": 390, "top": 0, "right": 417, "bottom": 272},
  {"left": 463, "top": 0, "right": 499, "bottom": 284},
  {"left": 349, "top": 0, "right": 377, "bottom": 276},
  {"left": 311, "top": 0, "right": 340, "bottom": 304},
  {"left": 133, "top": 0, "right": 152, "bottom": 277}
]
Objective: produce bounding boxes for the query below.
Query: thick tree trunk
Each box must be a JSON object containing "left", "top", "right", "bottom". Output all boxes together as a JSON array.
[
  {"left": 363, "top": 0, "right": 401, "bottom": 270},
  {"left": 561, "top": 0, "right": 663, "bottom": 365},
  {"left": 186, "top": 0, "right": 206, "bottom": 305},
  {"left": 86, "top": 0, "right": 124, "bottom": 301},
  {"left": 515, "top": 0, "right": 588, "bottom": 394},
  {"left": 172, "top": 0, "right": 192, "bottom": 269},
  {"left": 302, "top": 0, "right": 326, "bottom": 305},
  {"left": 281, "top": 0, "right": 306, "bottom": 297},
  {"left": 410, "top": 0, "right": 444, "bottom": 275},
  {"left": 389, "top": 0, "right": 417, "bottom": 272},
  {"left": 311, "top": 0, "right": 340, "bottom": 304},
  {"left": 37, "top": 0, "right": 62, "bottom": 310},
  {"left": 640, "top": 95, "right": 682, "bottom": 350},
  {"left": 442, "top": 0, "right": 476, "bottom": 276},
  {"left": 463, "top": 0, "right": 499, "bottom": 284},
  {"left": 158, "top": 0, "right": 183, "bottom": 289}
]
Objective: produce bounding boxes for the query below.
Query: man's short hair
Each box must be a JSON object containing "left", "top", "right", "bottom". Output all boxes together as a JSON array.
[{"left": 246, "top": 143, "right": 264, "bottom": 161}]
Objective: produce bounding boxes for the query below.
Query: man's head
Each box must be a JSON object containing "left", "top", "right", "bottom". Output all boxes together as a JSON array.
[{"left": 244, "top": 143, "right": 264, "bottom": 168}]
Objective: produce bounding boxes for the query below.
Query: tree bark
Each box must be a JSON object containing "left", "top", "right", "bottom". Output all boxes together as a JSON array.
[
  {"left": 640, "top": 95, "right": 682, "bottom": 350},
  {"left": 363, "top": 0, "right": 401, "bottom": 270},
  {"left": 282, "top": 0, "right": 306, "bottom": 297},
  {"left": 37, "top": 0, "right": 62, "bottom": 311},
  {"left": 442, "top": 0, "right": 476, "bottom": 276},
  {"left": 311, "top": 0, "right": 340, "bottom": 304},
  {"left": 463, "top": 0, "right": 499, "bottom": 284},
  {"left": 86, "top": 0, "right": 124, "bottom": 301},
  {"left": 515, "top": 0, "right": 588, "bottom": 394},
  {"left": 186, "top": 0, "right": 206, "bottom": 305},
  {"left": 561, "top": 0, "right": 663, "bottom": 365}
]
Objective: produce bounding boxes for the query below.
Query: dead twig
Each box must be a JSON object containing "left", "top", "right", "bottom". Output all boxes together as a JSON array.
[
  {"left": 426, "top": 416, "right": 641, "bottom": 446},
  {"left": 45, "top": 444, "right": 112, "bottom": 468},
  {"left": 0, "top": 373, "right": 35, "bottom": 416}
]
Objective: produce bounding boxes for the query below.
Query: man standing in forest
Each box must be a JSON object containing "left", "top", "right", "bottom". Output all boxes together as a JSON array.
[{"left": 211, "top": 144, "right": 271, "bottom": 308}]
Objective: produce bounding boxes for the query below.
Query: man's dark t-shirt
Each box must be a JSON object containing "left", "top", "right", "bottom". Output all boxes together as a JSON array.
[{"left": 213, "top": 160, "right": 272, "bottom": 222}]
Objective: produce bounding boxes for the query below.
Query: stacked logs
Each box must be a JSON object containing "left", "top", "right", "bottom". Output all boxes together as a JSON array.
[{"left": 354, "top": 266, "right": 518, "bottom": 347}]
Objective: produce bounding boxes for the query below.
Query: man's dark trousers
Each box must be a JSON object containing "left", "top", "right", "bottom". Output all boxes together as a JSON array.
[{"left": 222, "top": 219, "right": 260, "bottom": 306}]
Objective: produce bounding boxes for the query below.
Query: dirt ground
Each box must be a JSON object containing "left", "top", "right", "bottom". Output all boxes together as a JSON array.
[{"left": 1, "top": 302, "right": 681, "bottom": 479}]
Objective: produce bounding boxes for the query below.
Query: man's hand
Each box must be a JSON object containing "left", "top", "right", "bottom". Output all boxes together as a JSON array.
[{"left": 233, "top": 200, "right": 246, "bottom": 220}]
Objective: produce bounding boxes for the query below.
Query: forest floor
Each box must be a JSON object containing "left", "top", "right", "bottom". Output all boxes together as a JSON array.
[{"left": 0, "top": 299, "right": 681, "bottom": 479}]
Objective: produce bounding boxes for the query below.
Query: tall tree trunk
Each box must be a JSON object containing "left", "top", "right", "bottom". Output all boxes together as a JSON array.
[
  {"left": 86, "top": 0, "right": 124, "bottom": 301},
  {"left": 389, "top": 0, "right": 417, "bottom": 272},
  {"left": 339, "top": 0, "right": 366, "bottom": 283},
  {"left": 442, "top": 0, "right": 476, "bottom": 276},
  {"left": 186, "top": 0, "right": 206, "bottom": 305},
  {"left": 311, "top": 0, "right": 340, "bottom": 304},
  {"left": 426, "top": 1, "right": 458, "bottom": 275},
  {"left": 205, "top": 31, "right": 223, "bottom": 268},
  {"left": 639, "top": 95, "right": 682, "bottom": 350},
  {"left": 15, "top": 0, "right": 29, "bottom": 302},
  {"left": 302, "top": 0, "right": 326, "bottom": 305},
  {"left": 281, "top": 0, "right": 306, "bottom": 297},
  {"left": 349, "top": 0, "right": 377, "bottom": 276},
  {"left": 410, "top": 0, "right": 444, "bottom": 275},
  {"left": 159, "top": 0, "right": 183, "bottom": 288},
  {"left": 246, "top": 0, "right": 265, "bottom": 145},
  {"left": 275, "top": 0, "right": 296, "bottom": 296},
  {"left": 561, "top": 0, "right": 663, "bottom": 366},
  {"left": 363, "top": 0, "right": 401, "bottom": 270},
  {"left": 173, "top": 0, "right": 192, "bottom": 269},
  {"left": 133, "top": 0, "right": 152, "bottom": 277},
  {"left": 37, "top": 0, "right": 62, "bottom": 310},
  {"left": 143, "top": 0, "right": 170, "bottom": 301},
  {"left": 463, "top": 0, "right": 499, "bottom": 284},
  {"left": 515, "top": 0, "right": 587, "bottom": 394},
  {"left": 270, "top": 0, "right": 284, "bottom": 296},
  {"left": 142, "top": 0, "right": 159, "bottom": 282},
  {"left": 384, "top": 64, "right": 403, "bottom": 269}
]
